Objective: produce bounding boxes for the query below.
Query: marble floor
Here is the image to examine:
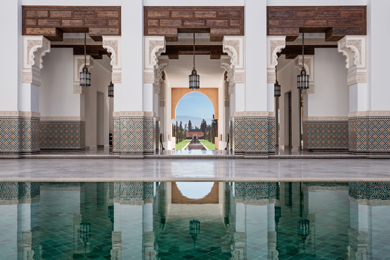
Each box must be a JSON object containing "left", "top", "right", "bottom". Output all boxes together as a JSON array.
[{"left": 1, "top": 158, "right": 390, "bottom": 182}]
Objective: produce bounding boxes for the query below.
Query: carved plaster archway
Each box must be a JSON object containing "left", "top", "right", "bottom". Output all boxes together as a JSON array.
[
  {"left": 102, "top": 36, "right": 122, "bottom": 84},
  {"left": 22, "top": 36, "right": 51, "bottom": 86},
  {"left": 337, "top": 36, "right": 367, "bottom": 87},
  {"left": 267, "top": 36, "right": 286, "bottom": 84},
  {"left": 222, "top": 36, "right": 245, "bottom": 87},
  {"left": 144, "top": 36, "right": 166, "bottom": 84}
]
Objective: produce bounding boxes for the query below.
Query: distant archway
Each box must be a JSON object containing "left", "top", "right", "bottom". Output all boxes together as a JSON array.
[{"left": 171, "top": 88, "right": 218, "bottom": 120}]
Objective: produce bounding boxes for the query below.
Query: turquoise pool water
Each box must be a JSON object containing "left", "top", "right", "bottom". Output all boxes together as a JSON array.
[{"left": 0, "top": 181, "right": 389, "bottom": 259}]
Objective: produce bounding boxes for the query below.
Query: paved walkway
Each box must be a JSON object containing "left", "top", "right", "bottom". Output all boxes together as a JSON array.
[{"left": 1, "top": 158, "right": 390, "bottom": 182}]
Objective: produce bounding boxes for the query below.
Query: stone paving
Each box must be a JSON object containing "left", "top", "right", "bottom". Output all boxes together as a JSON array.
[{"left": 0, "top": 158, "right": 390, "bottom": 182}]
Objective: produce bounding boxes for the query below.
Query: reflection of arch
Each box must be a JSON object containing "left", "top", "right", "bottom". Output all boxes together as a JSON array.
[
  {"left": 171, "top": 182, "right": 219, "bottom": 204},
  {"left": 171, "top": 88, "right": 218, "bottom": 120}
]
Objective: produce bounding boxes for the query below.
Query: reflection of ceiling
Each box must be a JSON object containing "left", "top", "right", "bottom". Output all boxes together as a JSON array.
[{"left": 165, "top": 55, "right": 224, "bottom": 88}]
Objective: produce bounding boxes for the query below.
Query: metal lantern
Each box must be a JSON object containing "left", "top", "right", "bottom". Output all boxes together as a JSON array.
[
  {"left": 297, "top": 218, "right": 310, "bottom": 240},
  {"left": 189, "top": 33, "right": 200, "bottom": 90},
  {"left": 297, "top": 33, "right": 309, "bottom": 90},
  {"left": 80, "top": 33, "right": 91, "bottom": 87},
  {"left": 108, "top": 81, "right": 114, "bottom": 98},
  {"left": 274, "top": 66, "right": 281, "bottom": 97}
]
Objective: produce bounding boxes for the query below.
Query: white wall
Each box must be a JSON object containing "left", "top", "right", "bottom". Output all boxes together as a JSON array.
[
  {"left": 278, "top": 58, "right": 300, "bottom": 148},
  {"left": 278, "top": 49, "right": 348, "bottom": 148},
  {"left": 40, "top": 49, "right": 82, "bottom": 117},
  {"left": 309, "top": 49, "right": 348, "bottom": 117},
  {"left": 85, "top": 58, "right": 112, "bottom": 148}
]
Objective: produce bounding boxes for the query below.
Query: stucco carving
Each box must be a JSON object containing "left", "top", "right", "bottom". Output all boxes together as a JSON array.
[
  {"left": 338, "top": 36, "right": 367, "bottom": 86},
  {"left": 154, "top": 56, "right": 169, "bottom": 94},
  {"left": 22, "top": 36, "right": 51, "bottom": 86},
  {"left": 167, "top": 38, "right": 222, "bottom": 46},
  {"left": 144, "top": 36, "right": 166, "bottom": 84},
  {"left": 221, "top": 36, "right": 244, "bottom": 86},
  {"left": 267, "top": 36, "right": 286, "bottom": 83},
  {"left": 294, "top": 55, "right": 315, "bottom": 94},
  {"left": 103, "top": 36, "right": 122, "bottom": 84}
]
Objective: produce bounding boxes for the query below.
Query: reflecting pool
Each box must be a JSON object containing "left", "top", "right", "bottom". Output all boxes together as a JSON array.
[{"left": 0, "top": 182, "right": 389, "bottom": 259}]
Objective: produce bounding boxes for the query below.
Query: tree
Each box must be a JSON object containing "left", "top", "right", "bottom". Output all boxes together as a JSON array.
[
  {"left": 188, "top": 120, "right": 192, "bottom": 130},
  {"left": 175, "top": 121, "right": 179, "bottom": 143},
  {"left": 184, "top": 124, "right": 187, "bottom": 139},
  {"left": 200, "top": 119, "right": 207, "bottom": 139},
  {"left": 179, "top": 121, "right": 183, "bottom": 142}
]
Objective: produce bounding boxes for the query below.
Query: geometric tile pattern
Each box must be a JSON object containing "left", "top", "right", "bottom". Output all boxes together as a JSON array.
[
  {"left": 0, "top": 182, "right": 18, "bottom": 200},
  {"left": 18, "top": 182, "right": 40, "bottom": 199},
  {"left": 234, "top": 182, "right": 277, "bottom": 200},
  {"left": 40, "top": 121, "right": 85, "bottom": 149},
  {"left": 155, "top": 120, "right": 160, "bottom": 152},
  {"left": 349, "top": 117, "right": 390, "bottom": 153},
  {"left": 303, "top": 120, "right": 348, "bottom": 150},
  {"left": 144, "top": 117, "right": 155, "bottom": 153},
  {"left": 233, "top": 117, "right": 275, "bottom": 154},
  {"left": 0, "top": 116, "right": 40, "bottom": 152},
  {"left": 113, "top": 182, "right": 154, "bottom": 201},
  {"left": 349, "top": 182, "right": 390, "bottom": 200},
  {"left": 113, "top": 116, "right": 155, "bottom": 154}
]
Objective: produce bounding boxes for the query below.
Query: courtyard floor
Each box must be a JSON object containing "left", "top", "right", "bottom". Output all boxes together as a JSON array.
[{"left": 1, "top": 158, "right": 390, "bottom": 182}]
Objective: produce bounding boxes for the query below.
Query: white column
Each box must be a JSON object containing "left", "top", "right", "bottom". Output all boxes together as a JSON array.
[
  {"left": 0, "top": 1, "right": 19, "bottom": 112},
  {"left": 245, "top": 0, "right": 267, "bottom": 112},
  {"left": 121, "top": 0, "right": 143, "bottom": 112}
]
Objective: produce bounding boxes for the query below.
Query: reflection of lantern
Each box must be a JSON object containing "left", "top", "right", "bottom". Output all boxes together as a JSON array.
[
  {"left": 275, "top": 206, "right": 282, "bottom": 231},
  {"left": 189, "top": 219, "right": 200, "bottom": 239},
  {"left": 298, "top": 218, "right": 310, "bottom": 240},
  {"left": 108, "top": 206, "right": 114, "bottom": 224},
  {"left": 80, "top": 222, "right": 91, "bottom": 253}
]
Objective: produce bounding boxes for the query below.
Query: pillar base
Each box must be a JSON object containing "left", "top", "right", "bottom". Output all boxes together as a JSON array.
[
  {"left": 349, "top": 114, "right": 390, "bottom": 153},
  {"left": 113, "top": 112, "right": 156, "bottom": 154},
  {"left": 232, "top": 113, "right": 275, "bottom": 154},
  {"left": 0, "top": 113, "right": 40, "bottom": 153}
]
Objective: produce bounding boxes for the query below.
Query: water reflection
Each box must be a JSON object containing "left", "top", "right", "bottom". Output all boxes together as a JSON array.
[{"left": 0, "top": 181, "right": 389, "bottom": 259}]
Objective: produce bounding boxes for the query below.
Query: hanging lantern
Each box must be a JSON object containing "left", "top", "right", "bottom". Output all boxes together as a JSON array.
[
  {"left": 274, "top": 66, "right": 281, "bottom": 97},
  {"left": 108, "top": 81, "right": 114, "bottom": 98},
  {"left": 189, "top": 33, "right": 200, "bottom": 90},
  {"left": 80, "top": 33, "right": 91, "bottom": 87},
  {"left": 297, "top": 33, "right": 309, "bottom": 90}
]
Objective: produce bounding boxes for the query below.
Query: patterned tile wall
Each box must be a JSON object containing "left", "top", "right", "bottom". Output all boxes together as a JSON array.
[
  {"left": 349, "top": 182, "right": 390, "bottom": 200},
  {"left": 113, "top": 116, "right": 155, "bottom": 154},
  {"left": 40, "top": 121, "right": 85, "bottom": 149},
  {"left": 349, "top": 117, "right": 390, "bottom": 153},
  {"left": 114, "top": 182, "right": 154, "bottom": 201},
  {"left": 0, "top": 116, "right": 40, "bottom": 153},
  {"left": 235, "top": 182, "right": 277, "bottom": 200},
  {"left": 155, "top": 120, "right": 160, "bottom": 152},
  {"left": 303, "top": 120, "right": 348, "bottom": 150},
  {"left": 144, "top": 117, "right": 155, "bottom": 154},
  {"left": 233, "top": 117, "right": 275, "bottom": 154},
  {"left": 0, "top": 182, "right": 40, "bottom": 201}
]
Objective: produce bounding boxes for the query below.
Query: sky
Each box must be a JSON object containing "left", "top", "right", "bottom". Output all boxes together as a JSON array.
[{"left": 173, "top": 92, "right": 214, "bottom": 128}]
